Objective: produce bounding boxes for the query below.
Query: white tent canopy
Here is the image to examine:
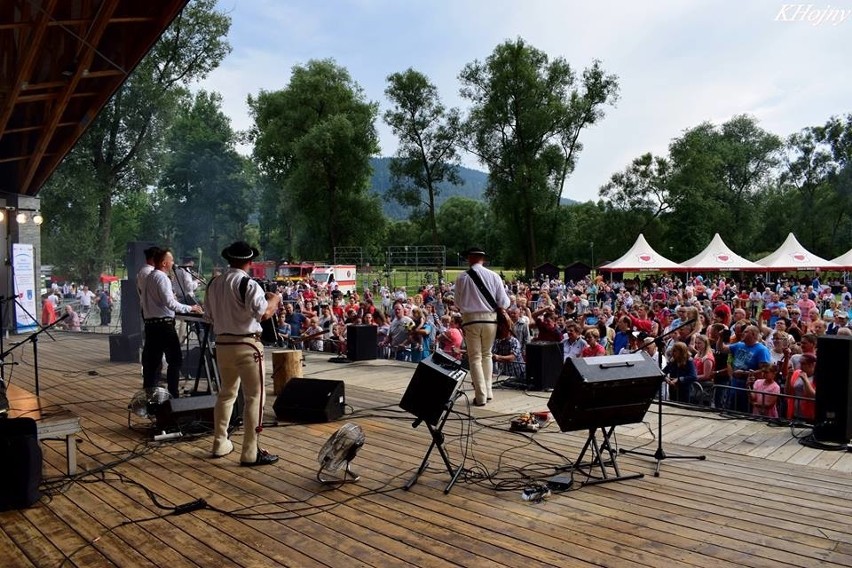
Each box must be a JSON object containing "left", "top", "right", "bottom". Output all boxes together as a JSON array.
[
  {"left": 599, "top": 234, "right": 681, "bottom": 271},
  {"left": 831, "top": 248, "right": 852, "bottom": 270},
  {"left": 676, "top": 233, "right": 763, "bottom": 272},
  {"left": 754, "top": 233, "right": 840, "bottom": 271}
]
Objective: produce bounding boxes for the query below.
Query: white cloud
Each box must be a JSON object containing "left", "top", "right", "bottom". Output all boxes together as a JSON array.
[{"left": 198, "top": 0, "right": 852, "bottom": 201}]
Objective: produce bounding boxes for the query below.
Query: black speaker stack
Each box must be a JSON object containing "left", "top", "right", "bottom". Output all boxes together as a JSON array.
[
  {"left": 273, "top": 378, "right": 345, "bottom": 423},
  {"left": 525, "top": 341, "right": 563, "bottom": 390},
  {"left": 347, "top": 325, "right": 377, "bottom": 361},
  {"left": 814, "top": 335, "right": 852, "bottom": 444},
  {"left": 0, "top": 417, "right": 42, "bottom": 511}
]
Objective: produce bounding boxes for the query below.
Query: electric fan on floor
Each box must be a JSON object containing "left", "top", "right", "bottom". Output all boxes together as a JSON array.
[
  {"left": 127, "top": 387, "right": 171, "bottom": 429},
  {"left": 316, "top": 423, "right": 365, "bottom": 484}
]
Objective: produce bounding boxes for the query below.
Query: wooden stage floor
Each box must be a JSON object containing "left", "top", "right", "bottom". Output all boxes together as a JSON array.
[{"left": 2, "top": 332, "right": 852, "bottom": 567}]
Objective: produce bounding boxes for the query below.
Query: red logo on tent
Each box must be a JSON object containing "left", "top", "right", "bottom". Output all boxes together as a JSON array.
[
  {"left": 637, "top": 254, "right": 653, "bottom": 263},
  {"left": 715, "top": 254, "right": 730, "bottom": 263},
  {"left": 791, "top": 253, "right": 807, "bottom": 262}
]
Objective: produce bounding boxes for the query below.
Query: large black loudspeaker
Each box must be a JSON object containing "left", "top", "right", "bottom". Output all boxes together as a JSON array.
[
  {"left": 525, "top": 341, "right": 563, "bottom": 390},
  {"left": 0, "top": 417, "right": 42, "bottom": 511},
  {"left": 109, "top": 332, "right": 142, "bottom": 363},
  {"left": 156, "top": 395, "right": 217, "bottom": 430},
  {"left": 347, "top": 324, "right": 377, "bottom": 361},
  {"left": 273, "top": 378, "right": 345, "bottom": 423},
  {"left": 399, "top": 353, "right": 466, "bottom": 426},
  {"left": 814, "top": 335, "right": 852, "bottom": 443},
  {"left": 120, "top": 279, "right": 143, "bottom": 336},
  {"left": 548, "top": 353, "right": 661, "bottom": 432},
  {"left": 125, "top": 240, "right": 155, "bottom": 283}
]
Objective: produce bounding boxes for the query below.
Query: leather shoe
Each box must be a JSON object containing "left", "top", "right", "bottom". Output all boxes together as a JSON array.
[{"left": 240, "top": 449, "right": 279, "bottom": 467}]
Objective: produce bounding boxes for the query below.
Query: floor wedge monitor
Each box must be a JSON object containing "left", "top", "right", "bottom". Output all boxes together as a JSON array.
[{"left": 274, "top": 378, "right": 345, "bottom": 423}]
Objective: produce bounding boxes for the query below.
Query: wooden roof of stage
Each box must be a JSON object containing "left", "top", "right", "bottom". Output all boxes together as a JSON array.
[{"left": 0, "top": 0, "right": 189, "bottom": 197}]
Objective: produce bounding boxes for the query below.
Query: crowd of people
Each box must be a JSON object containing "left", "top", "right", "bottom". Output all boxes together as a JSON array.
[
  {"left": 270, "top": 263, "right": 852, "bottom": 420},
  {"left": 40, "top": 283, "right": 111, "bottom": 331}
]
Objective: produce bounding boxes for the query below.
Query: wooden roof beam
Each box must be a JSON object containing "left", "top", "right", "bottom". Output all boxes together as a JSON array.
[
  {"left": 19, "top": 0, "right": 120, "bottom": 194},
  {"left": 0, "top": 0, "right": 58, "bottom": 142}
]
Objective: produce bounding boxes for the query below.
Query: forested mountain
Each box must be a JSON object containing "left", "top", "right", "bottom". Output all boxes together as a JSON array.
[{"left": 369, "top": 157, "right": 488, "bottom": 219}]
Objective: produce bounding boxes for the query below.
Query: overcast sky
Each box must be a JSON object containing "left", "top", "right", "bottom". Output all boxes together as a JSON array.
[{"left": 199, "top": 0, "right": 852, "bottom": 202}]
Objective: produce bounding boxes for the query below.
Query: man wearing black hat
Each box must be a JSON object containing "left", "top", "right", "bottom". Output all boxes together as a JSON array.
[
  {"left": 454, "top": 247, "right": 510, "bottom": 406},
  {"left": 204, "top": 241, "right": 281, "bottom": 466},
  {"left": 142, "top": 248, "right": 203, "bottom": 397}
]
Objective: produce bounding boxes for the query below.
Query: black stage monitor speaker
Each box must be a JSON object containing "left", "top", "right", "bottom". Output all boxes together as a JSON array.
[
  {"left": 548, "top": 352, "right": 661, "bottom": 432},
  {"left": 0, "top": 417, "right": 43, "bottom": 511},
  {"left": 274, "top": 378, "right": 345, "bottom": 423},
  {"left": 157, "top": 395, "right": 217, "bottom": 431},
  {"left": 814, "top": 335, "right": 852, "bottom": 443},
  {"left": 347, "top": 324, "right": 377, "bottom": 361},
  {"left": 525, "top": 341, "right": 563, "bottom": 390},
  {"left": 109, "top": 333, "right": 142, "bottom": 363},
  {"left": 399, "top": 353, "right": 467, "bottom": 426}
]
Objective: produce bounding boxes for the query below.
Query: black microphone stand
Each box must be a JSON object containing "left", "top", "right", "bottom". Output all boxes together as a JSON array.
[
  {"left": 0, "top": 294, "right": 17, "bottom": 386},
  {"left": 619, "top": 317, "right": 706, "bottom": 476},
  {"left": 1, "top": 313, "right": 68, "bottom": 397}
]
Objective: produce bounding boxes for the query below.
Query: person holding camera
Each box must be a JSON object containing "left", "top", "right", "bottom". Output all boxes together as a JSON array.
[{"left": 716, "top": 324, "right": 771, "bottom": 413}]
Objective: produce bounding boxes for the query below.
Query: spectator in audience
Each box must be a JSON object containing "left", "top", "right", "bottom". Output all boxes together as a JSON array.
[
  {"left": 61, "top": 304, "right": 82, "bottom": 332},
  {"left": 581, "top": 328, "right": 606, "bottom": 357},
  {"left": 750, "top": 365, "right": 781, "bottom": 418},
  {"left": 664, "top": 342, "right": 697, "bottom": 404},
  {"left": 562, "top": 321, "right": 588, "bottom": 360},
  {"left": 716, "top": 324, "right": 771, "bottom": 413},
  {"left": 492, "top": 310, "right": 525, "bottom": 381}
]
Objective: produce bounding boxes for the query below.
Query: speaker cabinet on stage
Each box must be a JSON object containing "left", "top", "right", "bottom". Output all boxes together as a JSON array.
[
  {"left": 273, "top": 378, "right": 345, "bottom": 423},
  {"left": 0, "top": 417, "right": 42, "bottom": 511},
  {"left": 399, "top": 353, "right": 466, "bottom": 426},
  {"left": 814, "top": 335, "right": 852, "bottom": 443},
  {"left": 525, "top": 341, "right": 563, "bottom": 390},
  {"left": 109, "top": 332, "right": 141, "bottom": 363},
  {"left": 156, "top": 395, "right": 216, "bottom": 430},
  {"left": 548, "top": 352, "right": 661, "bottom": 432},
  {"left": 125, "top": 241, "right": 156, "bottom": 283},
  {"left": 120, "top": 279, "right": 143, "bottom": 336},
  {"left": 347, "top": 324, "right": 377, "bottom": 361}
]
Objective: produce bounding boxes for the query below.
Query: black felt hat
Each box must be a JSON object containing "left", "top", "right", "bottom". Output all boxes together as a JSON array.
[
  {"left": 221, "top": 241, "right": 259, "bottom": 262},
  {"left": 462, "top": 246, "right": 487, "bottom": 257}
]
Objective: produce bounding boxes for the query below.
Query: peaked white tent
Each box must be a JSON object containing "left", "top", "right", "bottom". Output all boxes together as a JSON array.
[
  {"left": 599, "top": 234, "right": 681, "bottom": 271},
  {"left": 754, "top": 233, "right": 839, "bottom": 271},
  {"left": 831, "top": 248, "right": 852, "bottom": 270},
  {"left": 676, "top": 233, "right": 763, "bottom": 272}
]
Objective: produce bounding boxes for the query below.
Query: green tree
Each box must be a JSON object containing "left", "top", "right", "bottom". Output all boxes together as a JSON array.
[
  {"left": 159, "top": 91, "right": 255, "bottom": 261},
  {"left": 40, "top": 0, "right": 231, "bottom": 284},
  {"left": 459, "top": 38, "right": 619, "bottom": 276},
  {"left": 667, "top": 115, "right": 781, "bottom": 253},
  {"left": 599, "top": 152, "right": 674, "bottom": 233},
  {"left": 383, "top": 69, "right": 462, "bottom": 247},
  {"left": 249, "top": 59, "right": 381, "bottom": 259},
  {"left": 435, "top": 196, "right": 491, "bottom": 264}
]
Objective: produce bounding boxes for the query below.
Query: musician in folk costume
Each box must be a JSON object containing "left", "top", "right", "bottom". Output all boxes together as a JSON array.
[
  {"left": 205, "top": 241, "right": 281, "bottom": 466},
  {"left": 454, "top": 247, "right": 510, "bottom": 406}
]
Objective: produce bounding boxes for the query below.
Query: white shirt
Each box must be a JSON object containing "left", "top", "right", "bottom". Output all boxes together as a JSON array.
[
  {"left": 172, "top": 266, "right": 198, "bottom": 302},
  {"left": 454, "top": 262, "right": 510, "bottom": 314},
  {"left": 203, "top": 268, "right": 268, "bottom": 335},
  {"left": 136, "top": 264, "right": 155, "bottom": 317},
  {"left": 143, "top": 269, "right": 193, "bottom": 319}
]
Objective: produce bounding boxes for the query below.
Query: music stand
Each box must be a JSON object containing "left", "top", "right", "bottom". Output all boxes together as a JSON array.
[
  {"left": 547, "top": 353, "right": 661, "bottom": 487},
  {"left": 400, "top": 352, "right": 467, "bottom": 494},
  {"left": 618, "top": 320, "right": 706, "bottom": 476}
]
